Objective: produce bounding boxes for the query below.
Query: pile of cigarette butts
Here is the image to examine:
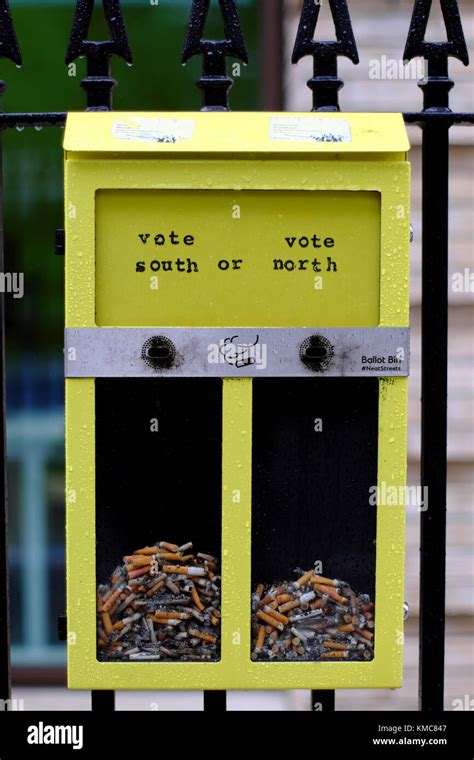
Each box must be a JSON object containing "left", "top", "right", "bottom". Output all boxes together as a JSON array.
[
  {"left": 97, "top": 541, "right": 220, "bottom": 662},
  {"left": 251, "top": 567, "right": 374, "bottom": 662}
]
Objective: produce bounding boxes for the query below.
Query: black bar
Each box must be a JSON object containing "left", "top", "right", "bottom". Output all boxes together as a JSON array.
[
  {"left": 311, "top": 690, "right": 335, "bottom": 712},
  {"left": 419, "top": 121, "right": 450, "bottom": 712},
  {"left": 404, "top": 112, "right": 474, "bottom": 126},
  {"left": 0, "top": 113, "right": 66, "bottom": 128},
  {"left": 91, "top": 691, "right": 116, "bottom": 712},
  {"left": 0, "top": 87, "right": 10, "bottom": 706},
  {"left": 203, "top": 690, "right": 226, "bottom": 711}
]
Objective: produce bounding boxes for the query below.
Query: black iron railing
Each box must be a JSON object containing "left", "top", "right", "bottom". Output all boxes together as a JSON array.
[{"left": 0, "top": 0, "right": 472, "bottom": 714}]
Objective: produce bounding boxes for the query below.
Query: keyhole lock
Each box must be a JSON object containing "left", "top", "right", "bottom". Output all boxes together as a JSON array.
[
  {"left": 299, "top": 334, "right": 334, "bottom": 372},
  {"left": 141, "top": 336, "right": 177, "bottom": 370}
]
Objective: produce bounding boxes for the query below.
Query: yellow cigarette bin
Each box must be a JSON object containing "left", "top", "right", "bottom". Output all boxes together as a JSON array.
[{"left": 64, "top": 111, "right": 410, "bottom": 690}]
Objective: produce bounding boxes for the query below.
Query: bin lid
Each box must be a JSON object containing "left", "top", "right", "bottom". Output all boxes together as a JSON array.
[{"left": 64, "top": 112, "right": 409, "bottom": 156}]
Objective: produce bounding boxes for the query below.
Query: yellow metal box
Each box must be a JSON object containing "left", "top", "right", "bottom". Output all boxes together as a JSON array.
[{"left": 64, "top": 112, "right": 410, "bottom": 690}]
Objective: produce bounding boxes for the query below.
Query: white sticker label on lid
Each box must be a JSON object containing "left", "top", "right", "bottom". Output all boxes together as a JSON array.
[
  {"left": 270, "top": 116, "right": 351, "bottom": 143},
  {"left": 112, "top": 117, "right": 196, "bottom": 144}
]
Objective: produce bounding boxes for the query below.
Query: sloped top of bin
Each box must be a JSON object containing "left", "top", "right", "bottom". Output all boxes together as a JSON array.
[{"left": 64, "top": 112, "right": 409, "bottom": 156}]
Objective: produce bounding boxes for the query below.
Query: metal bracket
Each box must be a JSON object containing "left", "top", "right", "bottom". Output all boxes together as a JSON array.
[{"left": 65, "top": 327, "right": 410, "bottom": 379}]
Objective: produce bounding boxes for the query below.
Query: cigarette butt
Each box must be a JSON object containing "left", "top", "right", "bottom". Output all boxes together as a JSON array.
[
  {"left": 146, "top": 580, "right": 164, "bottom": 597},
  {"left": 256, "top": 610, "right": 284, "bottom": 631},
  {"left": 322, "top": 640, "right": 348, "bottom": 651},
  {"left": 312, "top": 575, "right": 338, "bottom": 587},
  {"left": 310, "top": 599, "right": 325, "bottom": 610},
  {"left": 166, "top": 580, "right": 181, "bottom": 597},
  {"left": 211, "top": 615, "right": 219, "bottom": 626},
  {"left": 160, "top": 542, "right": 179, "bottom": 552},
  {"left": 153, "top": 611, "right": 190, "bottom": 620},
  {"left": 365, "top": 611, "right": 374, "bottom": 621},
  {"left": 269, "top": 630, "right": 278, "bottom": 642},
  {"left": 125, "top": 555, "right": 153, "bottom": 568},
  {"left": 102, "top": 586, "right": 124, "bottom": 612},
  {"left": 321, "top": 651, "right": 349, "bottom": 659},
  {"left": 337, "top": 623, "right": 355, "bottom": 633},
  {"left": 155, "top": 552, "right": 183, "bottom": 561},
  {"left": 256, "top": 625, "right": 265, "bottom": 649},
  {"left": 163, "top": 564, "right": 188, "bottom": 575},
  {"left": 296, "top": 646, "right": 305, "bottom": 656},
  {"left": 197, "top": 552, "right": 217, "bottom": 562},
  {"left": 263, "top": 605, "right": 289, "bottom": 625},
  {"left": 152, "top": 618, "right": 180, "bottom": 627},
  {"left": 188, "top": 567, "right": 206, "bottom": 577},
  {"left": 191, "top": 587, "right": 205, "bottom": 612},
  {"left": 101, "top": 612, "right": 113, "bottom": 635},
  {"left": 299, "top": 591, "right": 316, "bottom": 605},
  {"left": 313, "top": 584, "right": 348, "bottom": 605},
  {"left": 258, "top": 593, "right": 276, "bottom": 608},
  {"left": 112, "top": 621, "right": 125, "bottom": 631},
  {"left": 291, "top": 637, "right": 300, "bottom": 647},
  {"left": 294, "top": 570, "right": 314, "bottom": 587},
  {"left": 127, "top": 567, "right": 150, "bottom": 580},
  {"left": 355, "top": 627, "right": 374, "bottom": 640},
  {"left": 255, "top": 584, "right": 265, "bottom": 600},
  {"left": 133, "top": 546, "right": 158, "bottom": 555},
  {"left": 188, "top": 628, "right": 217, "bottom": 645},
  {"left": 279, "top": 599, "right": 300, "bottom": 614},
  {"left": 276, "top": 594, "right": 292, "bottom": 605}
]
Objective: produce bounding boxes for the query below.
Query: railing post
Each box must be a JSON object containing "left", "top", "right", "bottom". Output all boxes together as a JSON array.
[
  {"left": 0, "top": 0, "right": 21, "bottom": 708},
  {"left": 403, "top": 0, "right": 469, "bottom": 713},
  {"left": 292, "top": 0, "right": 358, "bottom": 112},
  {"left": 182, "top": 0, "right": 248, "bottom": 112},
  {"left": 65, "top": 0, "right": 133, "bottom": 111}
]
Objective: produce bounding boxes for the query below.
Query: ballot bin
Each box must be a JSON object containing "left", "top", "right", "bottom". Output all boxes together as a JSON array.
[{"left": 64, "top": 111, "right": 410, "bottom": 689}]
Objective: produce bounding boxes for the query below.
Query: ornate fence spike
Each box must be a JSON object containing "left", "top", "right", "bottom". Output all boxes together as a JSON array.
[
  {"left": 66, "top": 0, "right": 133, "bottom": 111},
  {"left": 292, "top": 0, "right": 359, "bottom": 112},
  {"left": 182, "top": 0, "right": 248, "bottom": 111},
  {"left": 0, "top": 0, "right": 22, "bottom": 67},
  {"left": 403, "top": 0, "right": 469, "bottom": 111}
]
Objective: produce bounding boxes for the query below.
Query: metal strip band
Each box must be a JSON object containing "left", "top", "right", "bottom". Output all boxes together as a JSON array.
[{"left": 64, "top": 327, "right": 409, "bottom": 378}]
